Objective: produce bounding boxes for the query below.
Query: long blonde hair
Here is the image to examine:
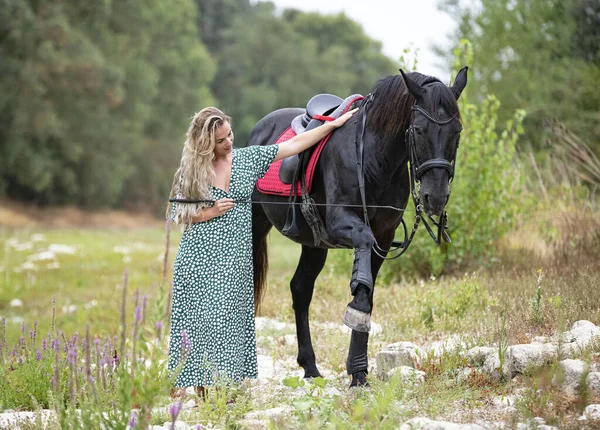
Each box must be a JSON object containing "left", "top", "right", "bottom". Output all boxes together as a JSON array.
[{"left": 167, "top": 107, "right": 231, "bottom": 225}]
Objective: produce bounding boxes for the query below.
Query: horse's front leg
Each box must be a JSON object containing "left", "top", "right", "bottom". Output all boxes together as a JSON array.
[
  {"left": 347, "top": 245, "right": 389, "bottom": 386},
  {"left": 290, "top": 245, "right": 328, "bottom": 379},
  {"left": 326, "top": 210, "right": 376, "bottom": 332}
]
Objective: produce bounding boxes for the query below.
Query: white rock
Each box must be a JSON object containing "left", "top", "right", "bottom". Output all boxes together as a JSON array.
[
  {"left": 19, "top": 261, "right": 37, "bottom": 271},
  {"left": 387, "top": 365, "right": 426, "bottom": 384},
  {"left": 255, "top": 317, "right": 292, "bottom": 331},
  {"left": 371, "top": 322, "right": 383, "bottom": 336},
  {"left": 48, "top": 244, "right": 76, "bottom": 254},
  {"left": 244, "top": 406, "right": 292, "bottom": 420},
  {"left": 376, "top": 341, "right": 421, "bottom": 376},
  {"left": 509, "top": 343, "right": 557, "bottom": 374},
  {"left": 27, "top": 251, "right": 55, "bottom": 261},
  {"left": 257, "top": 354, "right": 274, "bottom": 379},
  {"left": 552, "top": 359, "right": 588, "bottom": 395},
  {"left": 492, "top": 394, "right": 517, "bottom": 408},
  {"left": 9, "top": 298, "right": 23, "bottom": 307},
  {"left": 561, "top": 320, "right": 600, "bottom": 357},
  {"left": 465, "top": 347, "right": 495, "bottom": 366},
  {"left": 12, "top": 241, "right": 33, "bottom": 251},
  {"left": 236, "top": 419, "right": 269, "bottom": 430},
  {"left": 583, "top": 404, "right": 600, "bottom": 420},
  {"left": 399, "top": 417, "right": 487, "bottom": 429},
  {"left": 482, "top": 349, "right": 513, "bottom": 381},
  {"left": 284, "top": 334, "right": 296, "bottom": 346},
  {"left": 163, "top": 421, "right": 189, "bottom": 429},
  {"left": 427, "top": 335, "right": 466, "bottom": 358},
  {"left": 587, "top": 372, "right": 600, "bottom": 395}
]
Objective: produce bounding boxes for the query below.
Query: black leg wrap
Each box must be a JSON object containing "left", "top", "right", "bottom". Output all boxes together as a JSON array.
[
  {"left": 346, "top": 332, "right": 369, "bottom": 375},
  {"left": 350, "top": 248, "right": 373, "bottom": 295}
]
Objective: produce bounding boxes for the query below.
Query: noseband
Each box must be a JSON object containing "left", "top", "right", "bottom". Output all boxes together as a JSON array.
[{"left": 407, "top": 105, "right": 458, "bottom": 183}]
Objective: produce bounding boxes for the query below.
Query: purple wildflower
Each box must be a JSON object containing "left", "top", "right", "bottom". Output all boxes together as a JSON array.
[
  {"left": 21, "top": 322, "right": 25, "bottom": 335},
  {"left": 36, "top": 350, "right": 42, "bottom": 361},
  {"left": 67, "top": 347, "right": 77, "bottom": 365},
  {"left": 30, "top": 329, "right": 35, "bottom": 341},
  {"left": 169, "top": 402, "right": 181, "bottom": 421},
  {"left": 128, "top": 411, "right": 138, "bottom": 428},
  {"left": 42, "top": 339, "right": 47, "bottom": 350},
  {"left": 135, "top": 306, "right": 142, "bottom": 322}
]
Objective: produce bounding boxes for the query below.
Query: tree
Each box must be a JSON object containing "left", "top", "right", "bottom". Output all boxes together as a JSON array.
[
  {"left": 439, "top": 0, "right": 600, "bottom": 155},
  {"left": 0, "top": 0, "right": 214, "bottom": 207},
  {"left": 212, "top": 3, "right": 398, "bottom": 144}
]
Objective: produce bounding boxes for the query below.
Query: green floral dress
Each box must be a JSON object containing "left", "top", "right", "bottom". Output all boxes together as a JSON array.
[{"left": 168, "top": 144, "right": 278, "bottom": 388}]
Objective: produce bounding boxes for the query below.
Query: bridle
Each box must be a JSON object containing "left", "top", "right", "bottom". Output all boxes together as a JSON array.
[{"left": 357, "top": 95, "right": 461, "bottom": 260}]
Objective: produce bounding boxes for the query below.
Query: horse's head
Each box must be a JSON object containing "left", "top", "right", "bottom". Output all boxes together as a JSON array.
[{"left": 400, "top": 67, "right": 468, "bottom": 216}]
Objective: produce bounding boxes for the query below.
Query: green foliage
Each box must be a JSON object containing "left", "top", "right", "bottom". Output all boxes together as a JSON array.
[
  {"left": 417, "top": 276, "right": 492, "bottom": 330},
  {"left": 439, "top": 0, "right": 600, "bottom": 156},
  {"left": 0, "top": 0, "right": 214, "bottom": 208},
  {"left": 213, "top": 4, "right": 398, "bottom": 144}
]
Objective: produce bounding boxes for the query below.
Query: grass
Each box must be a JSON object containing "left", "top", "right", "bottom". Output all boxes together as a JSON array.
[{"left": 1, "top": 211, "right": 599, "bottom": 428}]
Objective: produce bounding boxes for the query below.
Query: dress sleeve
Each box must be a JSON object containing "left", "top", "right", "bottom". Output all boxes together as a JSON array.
[{"left": 249, "top": 144, "right": 279, "bottom": 180}]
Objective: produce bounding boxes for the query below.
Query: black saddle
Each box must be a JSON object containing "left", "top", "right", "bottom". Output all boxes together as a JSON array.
[{"left": 279, "top": 94, "right": 343, "bottom": 184}]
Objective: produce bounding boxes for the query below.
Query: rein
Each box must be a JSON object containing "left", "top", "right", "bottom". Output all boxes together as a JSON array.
[
  {"left": 168, "top": 198, "right": 410, "bottom": 214},
  {"left": 354, "top": 96, "right": 459, "bottom": 260}
]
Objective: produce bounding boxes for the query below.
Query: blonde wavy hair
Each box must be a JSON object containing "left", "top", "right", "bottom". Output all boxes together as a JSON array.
[{"left": 167, "top": 107, "right": 232, "bottom": 225}]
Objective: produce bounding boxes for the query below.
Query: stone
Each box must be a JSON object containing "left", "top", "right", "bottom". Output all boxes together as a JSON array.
[
  {"left": 465, "top": 347, "right": 495, "bottom": 366},
  {"left": 399, "top": 417, "right": 487, "bottom": 429},
  {"left": 509, "top": 343, "right": 557, "bottom": 374},
  {"left": 376, "top": 342, "right": 421, "bottom": 376},
  {"left": 560, "top": 320, "right": 600, "bottom": 358},
  {"left": 583, "top": 404, "right": 600, "bottom": 420},
  {"left": 552, "top": 359, "right": 589, "bottom": 395},
  {"left": 163, "top": 421, "right": 189, "bottom": 429},
  {"left": 236, "top": 419, "right": 269, "bottom": 430},
  {"left": 244, "top": 406, "right": 291, "bottom": 421},
  {"left": 482, "top": 349, "right": 513, "bottom": 381},
  {"left": 9, "top": 298, "right": 23, "bottom": 307},
  {"left": 386, "top": 366, "right": 426, "bottom": 384},
  {"left": 586, "top": 372, "right": 600, "bottom": 395}
]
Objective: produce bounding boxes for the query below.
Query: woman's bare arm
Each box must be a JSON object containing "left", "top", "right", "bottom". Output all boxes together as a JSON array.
[{"left": 273, "top": 108, "right": 358, "bottom": 162}]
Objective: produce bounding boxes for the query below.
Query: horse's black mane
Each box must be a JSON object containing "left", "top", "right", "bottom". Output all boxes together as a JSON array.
[{"left": 366, "top": 72, "right": 460, "bottom": 137}]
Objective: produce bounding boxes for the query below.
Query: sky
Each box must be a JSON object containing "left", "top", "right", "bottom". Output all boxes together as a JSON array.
[{"left": 264, "top": 0, "right": 458, "bottom": 80}]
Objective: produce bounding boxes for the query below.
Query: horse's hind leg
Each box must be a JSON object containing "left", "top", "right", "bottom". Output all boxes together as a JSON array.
[{"left": 291, "top": 245, "right": 328, "bottom": 379}]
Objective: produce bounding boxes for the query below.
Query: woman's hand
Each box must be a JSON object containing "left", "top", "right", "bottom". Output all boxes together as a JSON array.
[
  {"left": 212, "top": 198, "right": 235, "bottom": 216},
  {"left": 329, "top": 108, "right": 359, "bottom": 128},
  {"left": 273, "top": 108, "right": 360, "bottom": 162}
]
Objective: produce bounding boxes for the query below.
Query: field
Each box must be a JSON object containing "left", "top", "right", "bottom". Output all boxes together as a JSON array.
[{"left": 1, "top": 217, "right": 600, "bottom": 428}]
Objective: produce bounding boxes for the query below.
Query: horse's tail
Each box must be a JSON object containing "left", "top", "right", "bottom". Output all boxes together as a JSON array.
[{"left": 253, "top": 228, "right": 269, "bottom": 314}]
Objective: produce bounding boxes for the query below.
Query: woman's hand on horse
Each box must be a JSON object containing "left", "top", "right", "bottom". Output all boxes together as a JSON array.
[
  {"left": 330, "top": 108, "right": 359, "bottom": 128},
  {"left": 213, "top": 198, "right": 235, "bottom": 216}
]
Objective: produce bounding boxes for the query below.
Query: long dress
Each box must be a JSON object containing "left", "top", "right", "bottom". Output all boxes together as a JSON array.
[{"left": 168, "top": 144, "right": 279, "bottom": 387}]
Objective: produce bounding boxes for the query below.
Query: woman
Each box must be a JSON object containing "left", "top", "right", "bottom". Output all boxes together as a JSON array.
[{"left": 167, "top": 106, "right": 356, "bottom": 396}]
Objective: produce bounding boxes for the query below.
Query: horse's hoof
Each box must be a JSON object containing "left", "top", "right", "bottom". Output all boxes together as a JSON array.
[
  {"left": 343, "top": 306, "right": 371, "bottom": 333},
  {"left": 349, "top": 373, "right": 370, "bottom": 388}
]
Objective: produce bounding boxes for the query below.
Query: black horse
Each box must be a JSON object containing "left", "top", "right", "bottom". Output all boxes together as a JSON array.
[{"left": 249, "top": 68, "right": 468, "bottom": 386}]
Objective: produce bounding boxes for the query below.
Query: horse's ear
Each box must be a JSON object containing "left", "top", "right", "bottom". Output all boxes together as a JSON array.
[
  {"left": 451, "top": 66, "right": 468, "bottom": 99},
  {"left": 399, "top": 69, "right": 424, "bottom": 101}
]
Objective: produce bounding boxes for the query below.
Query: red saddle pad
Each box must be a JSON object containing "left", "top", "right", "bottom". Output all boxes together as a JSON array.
[{"left": 256, "top": 127, "right": 332, "bottom": 196}]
